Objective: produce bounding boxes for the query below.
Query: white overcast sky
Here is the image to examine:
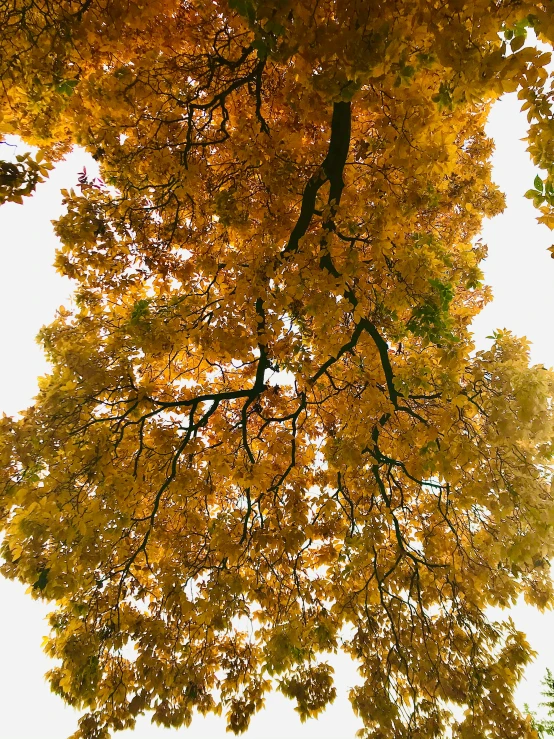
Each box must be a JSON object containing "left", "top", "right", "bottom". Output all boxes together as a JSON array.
[{"left": 1, "top": 91, "right": 554, "bottom": 737}]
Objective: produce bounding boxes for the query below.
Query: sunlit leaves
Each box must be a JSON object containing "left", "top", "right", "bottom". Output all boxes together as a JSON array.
[{"left": 1, "top": 2, "right": 554, "bottom": 739}]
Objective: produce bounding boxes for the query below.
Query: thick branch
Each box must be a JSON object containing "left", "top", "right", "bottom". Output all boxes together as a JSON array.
[
  {"left": 322, "top": 100, "right": 351, "bottom": 207},
  {"left": 284, "top": 101, "right": 351, "bottom": 254}
]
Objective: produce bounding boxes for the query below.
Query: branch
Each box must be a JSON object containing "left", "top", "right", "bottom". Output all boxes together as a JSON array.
[
  {"left": 309, "top": 317, "right": 398, "bottom": 408},
  {"left": 284, "top": 101, "right": 351, "bottom": 254}
]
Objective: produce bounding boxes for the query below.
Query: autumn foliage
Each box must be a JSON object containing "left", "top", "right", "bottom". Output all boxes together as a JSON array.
[{"left": 2, "top": 1, "right": 554, "bottom": 737}]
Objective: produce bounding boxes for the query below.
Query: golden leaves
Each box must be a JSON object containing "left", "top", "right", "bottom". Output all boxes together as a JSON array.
[{"left": 2, "top": 1, "right": 554, "bottom": 738}]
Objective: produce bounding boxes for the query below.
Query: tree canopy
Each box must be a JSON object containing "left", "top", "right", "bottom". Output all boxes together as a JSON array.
[{"left": 2, "top": 1, "right": 554, "bottom": 737}]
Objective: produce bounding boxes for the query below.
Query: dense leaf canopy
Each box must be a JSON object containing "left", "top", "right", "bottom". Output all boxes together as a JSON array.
[{"left": 2, "top": 1, "right": 554, "bottom": 737}]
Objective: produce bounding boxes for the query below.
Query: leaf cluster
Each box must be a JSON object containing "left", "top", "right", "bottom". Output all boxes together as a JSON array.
[{"left": 1, "top": 2, "right": 554, "bottom": 739}]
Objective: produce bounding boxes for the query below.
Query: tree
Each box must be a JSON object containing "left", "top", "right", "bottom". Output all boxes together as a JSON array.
[
  {"left": 525, "top": 669, "right": 554, "bottom": 737},
  {"left": 1, "top": 1, "right": 554, "bottom": 737}
]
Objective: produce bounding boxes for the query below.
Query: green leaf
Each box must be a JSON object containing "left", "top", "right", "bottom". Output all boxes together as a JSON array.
[
  {"left": 130, "top": 299, "right": 151, "bottom": 324},
  {"left": 524, "top": 188, "right": 541, "bottom": 200},
  {"left": 56, "top": 79, "right": 79, "bottom": 96},
  {"left": 535, "top": 174, "right": 543, "bottom": 191},
  {"left": 33, "top": 568, "right": 50, "bottom": 591},
  {"left": 228, "top": 0, "right": 256, "bottom": 23},
  {"left": 252, "top": 37, "right": 268, "bottom": 57}
]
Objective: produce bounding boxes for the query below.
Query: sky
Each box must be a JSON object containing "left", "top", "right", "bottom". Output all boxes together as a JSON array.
[{"left": 1, "top": 91, "right": 554, "bottom": 737}]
